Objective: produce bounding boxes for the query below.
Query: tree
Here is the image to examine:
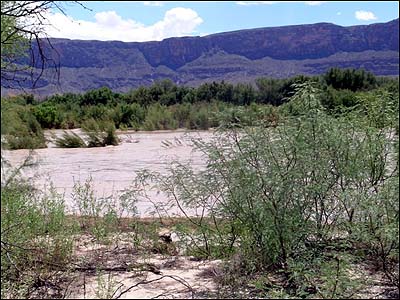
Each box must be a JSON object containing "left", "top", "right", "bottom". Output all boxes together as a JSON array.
[
  {"left": 323, "top": 67, "right": 377, "bottom": 91},
  {"left": 232, "top": 83, "right": 255, "bottom": 105},
  {"left": 80, "top": 86, "right": 114, "bottom": 106}
]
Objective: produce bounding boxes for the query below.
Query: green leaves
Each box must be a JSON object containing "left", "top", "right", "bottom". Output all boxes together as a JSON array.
[
  {"left": 146, "top": 81, "right": 398, "bottom": 297},
  {"left": 1, "top": 1, "right": 28, "bottom": 69},
  {"left": 55, "top": 131, "right": 86, "bottom": 148}
]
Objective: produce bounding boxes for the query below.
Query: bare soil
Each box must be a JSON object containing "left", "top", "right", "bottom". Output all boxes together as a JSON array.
[{"left": 63, "top": 232, "right": 222, "bottom": 299}]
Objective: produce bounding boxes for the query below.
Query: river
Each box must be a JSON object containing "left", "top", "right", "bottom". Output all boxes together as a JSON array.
[{"left": 1, "top": 129, "right": 215, "bottom": 217}]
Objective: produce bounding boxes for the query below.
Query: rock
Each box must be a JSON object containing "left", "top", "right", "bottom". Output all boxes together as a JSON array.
[
  {"left": 158, "top": 229, "right": 172, "bottom": 243},
  {"left": 158, "top": 229, "right": 180, "bottom": 244},
  {"left": 170, "top": 232, "right": 180, "bottom": 243}
]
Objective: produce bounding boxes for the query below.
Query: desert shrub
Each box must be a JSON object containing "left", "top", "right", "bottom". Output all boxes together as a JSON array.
[
  {"left": 146, "top": 82, "right": 398, "bottom": 297},
  {"left": 82, "top": 104, "right": 111, "bottom": 123},
  {"left": 355, "top": 88, "right": 399, "bottom": 129},
  {"left": 1, "top": 104, "right": 46, "bottom": 150},
  {"left": 103, "top": 122, "right": 119, "bottom": 146},
  {"left": 70, "top": 176, "right": 138, "bottom": 242},
  {"left": 187, "top": 106, "right": 211, "bottom": 130},
  {"left": 80, "top": 87, "right": 114, "bottom": 106},
  {"left": 321, "top": 87, "right": 359, "bottom": 112},
  {"left": 32, "top": 103, "right": 64, "bottom": 129},
  {"left": 55, "top": 131, "right": 86, "bottom": 148},
  {"left": 143, "top": 103, "right": 178, "bottom": 130},
  {"left": 127, "top": 103, "right": 146, "bottom": 129},
  {"left": 81, "top": 119, "right": 119, "bottom": 147},
  {"left": 171, "top": 103, "right": 192, "bottom": 128},
  {"left": 111, "top": 103, "right": 145, "bottom": 129},
  {"left": 287, "top": 252, "right": 362, "bottom": 299},
  {"left": 60, "top": 111, "right": 80, "bottom": 129},
  {"left": 82, "top": 118, "right": 104, "bottom": 147},
  {"left": 1, "top": 157, "right": 75, "bottom": 298}
]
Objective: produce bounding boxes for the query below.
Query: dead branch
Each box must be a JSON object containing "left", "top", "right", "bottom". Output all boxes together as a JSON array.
[{"left": 113, "top": 274, "right": 194, "bottom": 299}]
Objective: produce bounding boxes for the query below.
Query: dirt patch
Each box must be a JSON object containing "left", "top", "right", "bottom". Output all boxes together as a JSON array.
[
  {"left": 63, "top": 233, "right": 222, "bottom": 299},
  {"left": 351, "top": 260, "right": 399, "bottom": 299}
]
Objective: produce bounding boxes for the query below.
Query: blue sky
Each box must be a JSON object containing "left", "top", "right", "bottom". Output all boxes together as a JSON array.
[{"left": 44, "top": 1, "right": 399, "bottom": 42}]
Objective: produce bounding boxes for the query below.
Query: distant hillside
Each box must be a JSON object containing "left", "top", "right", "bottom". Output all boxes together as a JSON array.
[{"left": 2, "top": 18, "right": 399, "bottom": 96}]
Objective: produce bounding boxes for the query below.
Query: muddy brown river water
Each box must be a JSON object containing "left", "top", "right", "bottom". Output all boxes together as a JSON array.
[{"left": 2, "top": 129, "right": 215, "bottom": 217}]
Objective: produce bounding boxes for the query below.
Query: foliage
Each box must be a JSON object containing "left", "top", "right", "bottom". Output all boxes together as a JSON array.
[
  {"left": 112, "top": 102, "right": 145, "bottom": 129},
  {"left": 81, "top": 119, "right": 119, "bottom": 147},
  {"left": 103, "top": 122, "right": 119, "bottom": 146},
  {"left": 33, "top": 102, "right": 62, "bottom": 129},
  {"left": 80, "top": 87, "right": 114, "bottom": 106},
  {"left": 1, "top": 75, "right": 398, "bottom": 298},
  {"left": 145, "top": 82, "right": 399, "bottom": 297},
  {"left": 324, "top": 67, "right": 377, "bottom": 91},
  {"left": 0, "top": 1, "right": 28, "bottom": 71},
  {"left": 55, "top": 131, "right": 86, "bottom": 148},
  {"left": 1, "top": 100, "right": 46, "bottom": 149},
  {"left": 2, "top": 68, "right": 397, "bottom": 144},
  {"left": 143, "top": 103, "right": 178, "bottom": 131},
  {"left": 1, "top": 157, "right": 75, "bottom": 298}
]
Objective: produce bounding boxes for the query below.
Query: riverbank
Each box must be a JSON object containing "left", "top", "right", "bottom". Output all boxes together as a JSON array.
[{"left": 5, "top": 214, "right": 396, "bottom": 299}]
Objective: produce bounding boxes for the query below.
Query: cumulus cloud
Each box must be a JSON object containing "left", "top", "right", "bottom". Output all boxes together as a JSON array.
[
  {"left": 41, "top": 7, "right": 203, "bottom": 42},
  {"left": 236, "top": 1, "right": 280, "bottom": 5},
  {"left": 236, "top": 1, "right": 326, "bottom": 5},
  {"left": 142, "top": 1, "right": 164, "bottom": 6},
  {"left": 355, "top": 10, "right": 377, "bottom": 21},
  {"left": 304, "top": 1, "right": 326, "bottom": 5}
]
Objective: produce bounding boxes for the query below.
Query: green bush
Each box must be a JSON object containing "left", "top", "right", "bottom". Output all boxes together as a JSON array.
[
  {"left": 112, "top": 103, "right": 145, "bottom": 129},
  {"left": 32, "top": 103, "right": 62, "bottom": 129},
  {"left": 143, "top": 103, "right": 178, "bottom": 130},
  {"left": 1, "top": 105, "right": 46, "bottom": 150},
  {"left": 149, "top": 82, "right": 398, "bottom": 297},
  {"left": 81, "top": 119, "right": 119, "bottom": 147},
  {"left": 187, "top": 106, "right": 210, "bottom": 130},
  {"left": 171, "top": 103, "right": 192, "bottom": 128},
  {"left": 1, "top": 160, "right": 74, "bottom": 297},
  {"left": 82, "top": 104, "right": 110, "bottom": 122},
  {"left": 321, "top": 87, "right": 359, "bottom": 112},
  {"left": 103, "top": 122, "right": 119, "bottom": 146},
  {"left": 55, "top": 131, "right": 86, "bottom": 148}
]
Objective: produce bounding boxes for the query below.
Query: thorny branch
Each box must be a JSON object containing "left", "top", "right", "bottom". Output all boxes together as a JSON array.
[{"left": 113, "top": 274, "right": 194, "bottom": 299}]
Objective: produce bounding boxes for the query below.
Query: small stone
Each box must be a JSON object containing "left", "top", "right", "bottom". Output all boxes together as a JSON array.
[{"left": 158, "top": 229, "right": 172, "bottom": 243}]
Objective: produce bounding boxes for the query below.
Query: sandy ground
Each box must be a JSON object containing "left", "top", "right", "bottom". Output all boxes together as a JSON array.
[
  {"left": 62, "top": 233, "right": 222, "bottom": 299},
  {"left": 41, "top": 230, "right": 396, "bottom": 300}
]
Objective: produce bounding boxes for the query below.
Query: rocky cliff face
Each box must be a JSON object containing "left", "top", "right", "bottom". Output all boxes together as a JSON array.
[
  {"left": 140, "top": 19, "right": 399, "bottom": 69},
  {"left": 2, "top": 19, "right": 399, "bottom": 96}
]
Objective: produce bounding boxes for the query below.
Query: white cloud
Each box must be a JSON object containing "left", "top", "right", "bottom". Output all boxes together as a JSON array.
[
  {"left": 304, "top": 1, "right": 326, "bottom": 6},
  {"left": 236, "top": 1, "right": 280, "bottom": 5},
  {"left": 236, "top": 1, "right": 326, "bottom": 5},
  {"left": 41, "top": 7, "right": 203, "bottom": 42},
  {"left": 142, "top": 1, "right": 164, "bottom": 6},
  {"left": 337, "top": 12, "right": 341, "bottom": 15},
  {"left": 355, "top": 10, "right": 377, "bottom": 21}
]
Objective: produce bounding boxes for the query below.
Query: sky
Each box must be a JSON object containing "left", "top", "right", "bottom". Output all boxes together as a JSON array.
[{"left": 42, "top": 1, "right": 399, "bottom": 42}]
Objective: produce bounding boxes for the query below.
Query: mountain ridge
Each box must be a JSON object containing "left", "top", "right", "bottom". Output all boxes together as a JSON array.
[{"left": 2, "top": 19, "right": 399, "bottom": 96}]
